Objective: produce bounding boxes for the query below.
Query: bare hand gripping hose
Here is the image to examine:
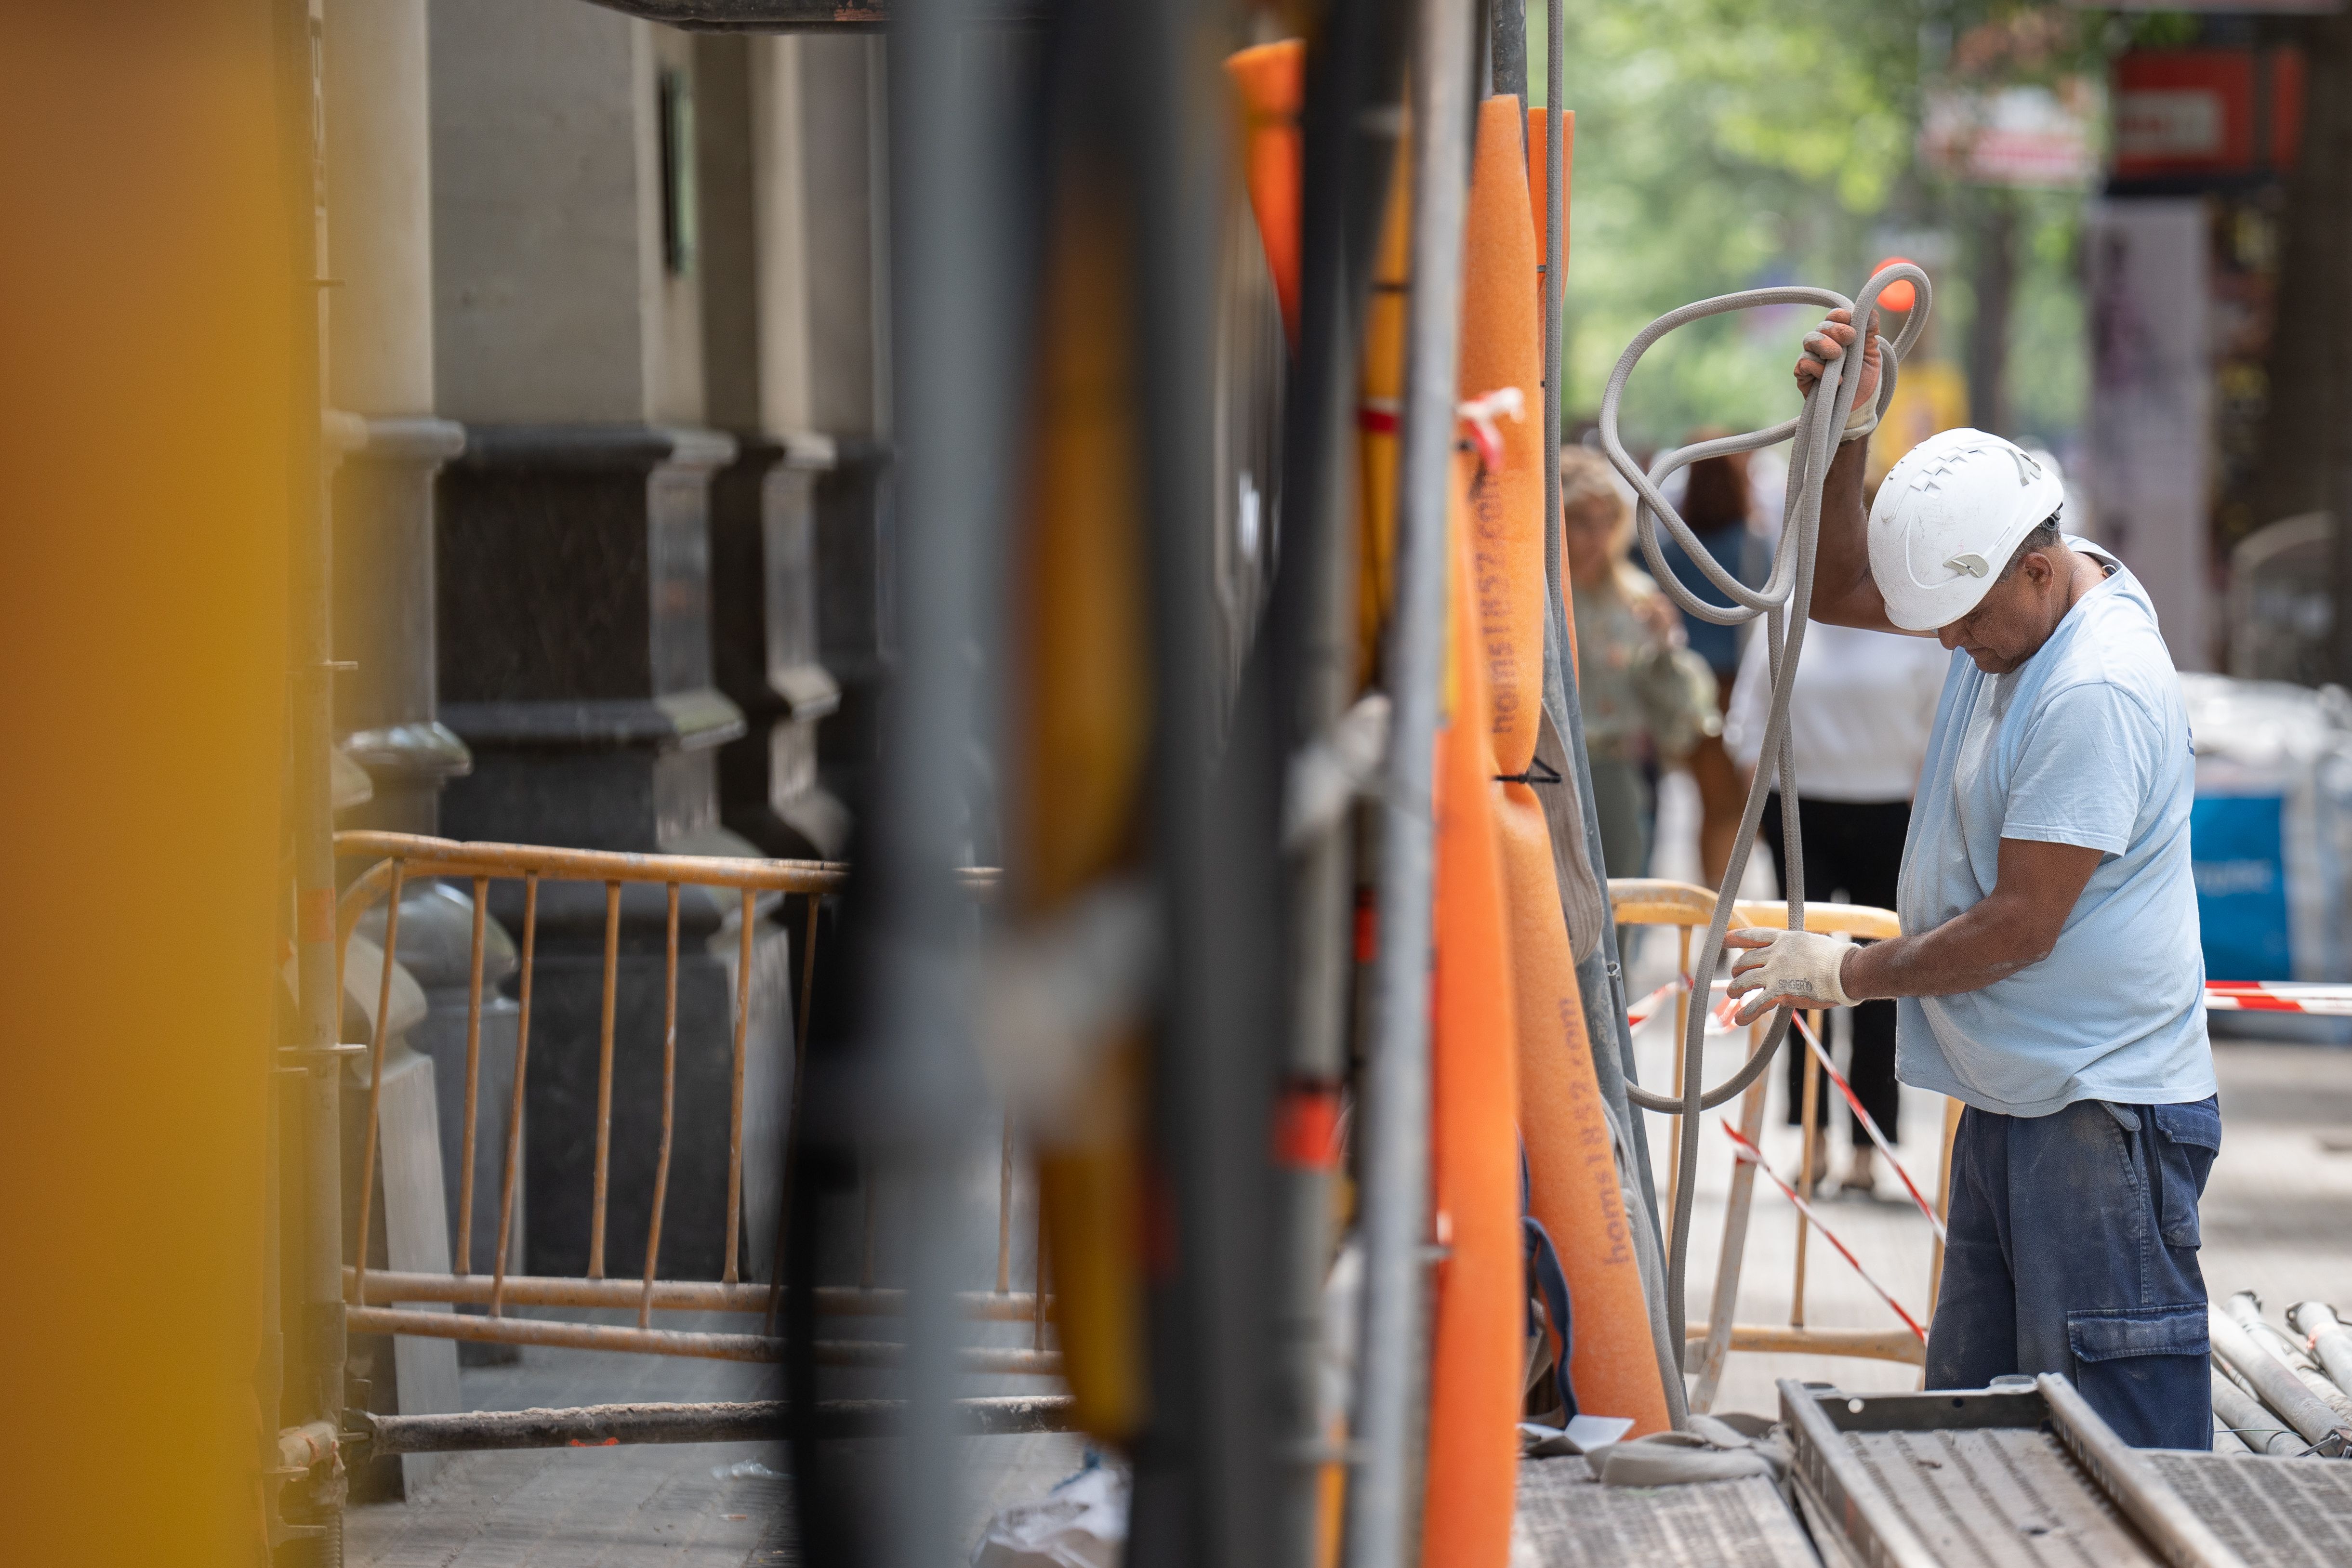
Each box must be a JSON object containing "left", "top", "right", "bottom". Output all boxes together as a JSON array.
[{"left": 1594, "top": 265, "right": 1932, "bottom": 1353}]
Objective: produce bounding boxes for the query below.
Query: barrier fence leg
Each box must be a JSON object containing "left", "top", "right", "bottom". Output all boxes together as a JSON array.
[
  {"left": 1791, "top": 1010, "right": 1822, "bottom": 1330},
  {"left": 1689, "top": 1021, "right": 1770, "bottom": 1414}
]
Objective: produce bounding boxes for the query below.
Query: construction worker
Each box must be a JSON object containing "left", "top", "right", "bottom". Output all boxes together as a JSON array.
[{"left": 1726, "top": 307, "right": 2219, "bottom": 1450}]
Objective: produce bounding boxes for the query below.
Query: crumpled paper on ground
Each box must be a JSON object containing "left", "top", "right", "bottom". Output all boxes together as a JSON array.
[{"left": 970, "top": 1458, "right": 1128, "bottom": 1568}]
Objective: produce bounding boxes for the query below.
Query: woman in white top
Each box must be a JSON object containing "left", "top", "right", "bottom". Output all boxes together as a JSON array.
[{"left": 1723, "top": 619, "right": 1949, "bottom": 1194}]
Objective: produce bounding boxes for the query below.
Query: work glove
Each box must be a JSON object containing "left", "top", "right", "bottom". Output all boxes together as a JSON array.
[{"left": 1724, "top": 927, "right": 1855, "bottom": 1025}]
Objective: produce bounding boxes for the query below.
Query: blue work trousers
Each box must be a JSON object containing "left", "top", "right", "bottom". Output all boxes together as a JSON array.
[{"left": 1924, "top": 1095, "right": 2222, "bottom": 1451}]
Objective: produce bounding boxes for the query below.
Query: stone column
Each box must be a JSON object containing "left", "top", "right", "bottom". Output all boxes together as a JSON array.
[
  {"left": 321, "top": 0, "right": 494, "bottom": 1442},
  {"left": 759, "top": 32, "right": 895, "bottom": 823},
  {"left": 694, "top": 32, "right": 849, "bottom": 859},
  {"left": 428, "top": 0, "right": 790, "bottom": 1282},
  {"left": 325, "top": 0, "right": 470, "bottom": 831}
]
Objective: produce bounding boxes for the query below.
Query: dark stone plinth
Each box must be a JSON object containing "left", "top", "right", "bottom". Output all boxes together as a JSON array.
[
  {"left": 478, "top": 882, "right": 793, "bottom": 1283},
  {"left": 439, "top": 697, "right": 743, "bottom": 849},
  {"left": 436, "top": 423, "right": 751, "bottom": 851},
  {"left": 438, "top": 425, "right": 740, "bottom": 703},
  {"left": 435, "top": 422, "right": 787, "bottom": 1282},
  {"left": 712, "top": 433, "right": 849, "bottom": 859},
  {"left": 811, "top": 437, "right": 892, "bottom": 815}
]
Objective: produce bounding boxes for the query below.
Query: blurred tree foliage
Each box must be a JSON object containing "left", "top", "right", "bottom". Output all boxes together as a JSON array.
[{"left": 1528, "top": 1, "right": 2126, "bottom": 455}]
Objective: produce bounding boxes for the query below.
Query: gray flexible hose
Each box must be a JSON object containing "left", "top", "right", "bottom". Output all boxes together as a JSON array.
[{"left": 1594, "top": 266, "right": 1932, "bottom": 1352}]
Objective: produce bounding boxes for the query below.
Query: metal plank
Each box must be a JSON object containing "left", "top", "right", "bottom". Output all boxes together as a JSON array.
[
  {"left": 1837, "top": 1427, "right": 2145, "bottom": 1567},
  {"left": 2146, "top": 1452, "right": 2352, "bottom": 1568},
  {"left": 1512, "top": 1456, "right": 1819, "bottom": 1568},
  {"left": 1780, "top": 1381, "right": 2289, "bottom": 1568}
]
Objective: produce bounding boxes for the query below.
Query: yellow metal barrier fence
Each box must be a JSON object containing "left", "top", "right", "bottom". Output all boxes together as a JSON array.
[
  {"left": 333, "top": 831, "right": 1056, "bottom": 1376},
  {"left": 1608, "top": 880, "right": 1958, "bottom": 1410}
]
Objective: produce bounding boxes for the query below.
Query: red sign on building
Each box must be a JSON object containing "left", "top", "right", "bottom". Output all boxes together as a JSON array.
[{"left": 2113, "top": 49, "right": 2303, "bottom": 181}]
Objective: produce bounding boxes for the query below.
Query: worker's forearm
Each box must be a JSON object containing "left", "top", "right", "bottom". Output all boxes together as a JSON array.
[
  {"left": 1842, "top": 899, "right": 2056, "bottom": 1001},
  {"left": 1806, "top": 436, "right": 1874, "bottom": 625}
]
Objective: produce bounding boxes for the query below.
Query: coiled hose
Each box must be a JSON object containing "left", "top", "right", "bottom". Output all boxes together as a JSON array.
[{"left": 1595, "top": 265, "right": 1932, "bottom": 1353}]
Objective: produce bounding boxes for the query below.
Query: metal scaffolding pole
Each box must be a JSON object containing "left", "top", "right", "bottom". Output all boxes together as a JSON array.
[
  {"left": 1345, "top": 2, "right": 1477, "bottom": 1564},
  {"left": 1264, "top": 5, "right": 1408, "bottom": 1565},
  {"left": 864, "top": 3, "right": 1026, "bottom": 1564}
]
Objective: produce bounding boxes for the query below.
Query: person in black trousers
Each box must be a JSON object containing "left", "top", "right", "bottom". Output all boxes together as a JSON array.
[
  {"left": 1726, "top": 616, "right": 1950, "bottom": 1195},
  {"left": 1759, "top": 797, "right": 1907, "bottom": 1192}
]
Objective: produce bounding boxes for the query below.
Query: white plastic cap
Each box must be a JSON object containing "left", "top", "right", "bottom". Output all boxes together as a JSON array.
[{"left": 1867, "top": 427, "right": 2067, "bottom": 631}]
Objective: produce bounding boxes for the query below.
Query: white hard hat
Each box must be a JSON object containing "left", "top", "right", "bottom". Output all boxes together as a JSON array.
[{"left": 1867, "top": 427, "right": 2066, "bottom": 631}]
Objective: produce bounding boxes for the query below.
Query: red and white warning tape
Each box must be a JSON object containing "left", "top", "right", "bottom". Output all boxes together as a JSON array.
[
  {"left": 1657, "top": 975, "right": 2352, "bottom": 1024},
  {"left": 1625, "top": 973, "right": 1694, "bottom": 1029},
  {"left": 1791, "top": 1013, "right": 1945, "bottom": 1243},
  {"left": 2205, "top": 981, "right": 2352, "bottom": 1016},
  {"left": 1722, "top": 1120, "right": 1929, "bottom": 1345}
]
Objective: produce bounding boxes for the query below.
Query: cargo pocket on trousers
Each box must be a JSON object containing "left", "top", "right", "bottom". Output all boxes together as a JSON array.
[
  {"left": 2068, "top": 1304, "right": 2212, "bottom": 1449},
  {"left": 2150, "top": 1098, "right": 2221, "bottom": 1249}
]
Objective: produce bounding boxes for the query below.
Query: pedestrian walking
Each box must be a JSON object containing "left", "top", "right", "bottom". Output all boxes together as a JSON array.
[
  {"left": 1559, "top": 447, "right": 1721, "bottom": 882},
  {"left": 1654, "top": 432, "right": 1770, "bottom": 887}
]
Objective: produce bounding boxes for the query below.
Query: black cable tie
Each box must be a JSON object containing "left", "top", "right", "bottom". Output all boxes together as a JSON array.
[{"left": 1494, "top": 754, "right": 1563, "bottom": 787}]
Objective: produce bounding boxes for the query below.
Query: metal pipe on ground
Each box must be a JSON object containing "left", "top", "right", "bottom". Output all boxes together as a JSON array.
[
  {"left": 2209, "top": 1306, "right": 2352, "bottom": 1453},
  {"left": 359, "top": 1396, "right": 1075, "bottom": 1456},
  {"left": 2228, "top": 1290, "right": 2316, "bottom": 1369},
  {"left": 2296, "top": 1365, "right": 2352, "bottom": 1427},
  {"left": 2213, "top": 1364, "right": 2305, "bottom": 1456},
  {"left": 2289, "top": 1300, "right": 2352, "bottom": 1398},
  {"left": 2225, "top": 1291, "right": 2352, "bottom": 1425}
]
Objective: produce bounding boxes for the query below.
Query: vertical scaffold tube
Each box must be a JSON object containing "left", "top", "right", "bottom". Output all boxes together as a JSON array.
[
  {"left": 870, "top": 2, "right": 1024, "bottom": 1563},
  {"left": 1259, "top": 7, "right": 1409, "bottom": 1567},
  {"left": 1348, "top": 2, "right": 1478, "bottom": 1566}
]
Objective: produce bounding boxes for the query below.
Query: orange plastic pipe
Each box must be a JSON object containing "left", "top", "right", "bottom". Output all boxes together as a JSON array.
[
  {"left": 1224, "top": 40, "right": 1304, "bottom": 349},
  {"left": 1354, "top": 129, "right": 1411, "bottom": 686},
  {"left": 1420, "top": 451, "right": 1526, "bottom": 1568},
  {"left": 1462, "top": 96, "right": 1669, "bottom": 1436},
  {"left": 1010, "top": 189, "right": 1153, "bottom": 1444}
]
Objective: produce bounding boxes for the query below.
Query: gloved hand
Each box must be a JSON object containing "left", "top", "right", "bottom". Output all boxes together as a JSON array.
[{"left": 1724, "top": 927, "right": 1855, "bottom": 1025}]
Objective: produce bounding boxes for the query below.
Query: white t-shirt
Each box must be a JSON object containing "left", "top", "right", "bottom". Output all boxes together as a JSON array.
[{"left": 1721, "top": 620, "right": 1950, "bottom": 803}]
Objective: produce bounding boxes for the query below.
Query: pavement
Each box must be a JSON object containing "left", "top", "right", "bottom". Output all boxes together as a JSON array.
[
  {"left": 344, "top": 1329, "right": 1085, "bottom": 1568},
  {"left": 345, "top": 1162, "right": 1085, "bottom": 1567}
]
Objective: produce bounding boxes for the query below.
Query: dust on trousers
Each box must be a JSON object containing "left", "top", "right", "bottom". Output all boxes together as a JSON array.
[{"left": 1926, "top": 1094, "right": 2222, "bottom": 1450}]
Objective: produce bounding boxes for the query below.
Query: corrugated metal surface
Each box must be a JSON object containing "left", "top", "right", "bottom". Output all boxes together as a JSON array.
[
  {"left": 2148, "top": 1452, "right": 2352, "bottom": 1567},
  {"left": 1511, "top": 1456, "right": 1819, "bottom": 1567},
  {"left": 1830, "top": 1427, "right": 2154, "bottom": 1567}
]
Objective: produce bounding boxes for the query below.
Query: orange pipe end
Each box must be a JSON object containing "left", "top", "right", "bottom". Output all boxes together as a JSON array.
[{"left": 1225, "top": 39, "right": 1305, "bottom": 349}]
